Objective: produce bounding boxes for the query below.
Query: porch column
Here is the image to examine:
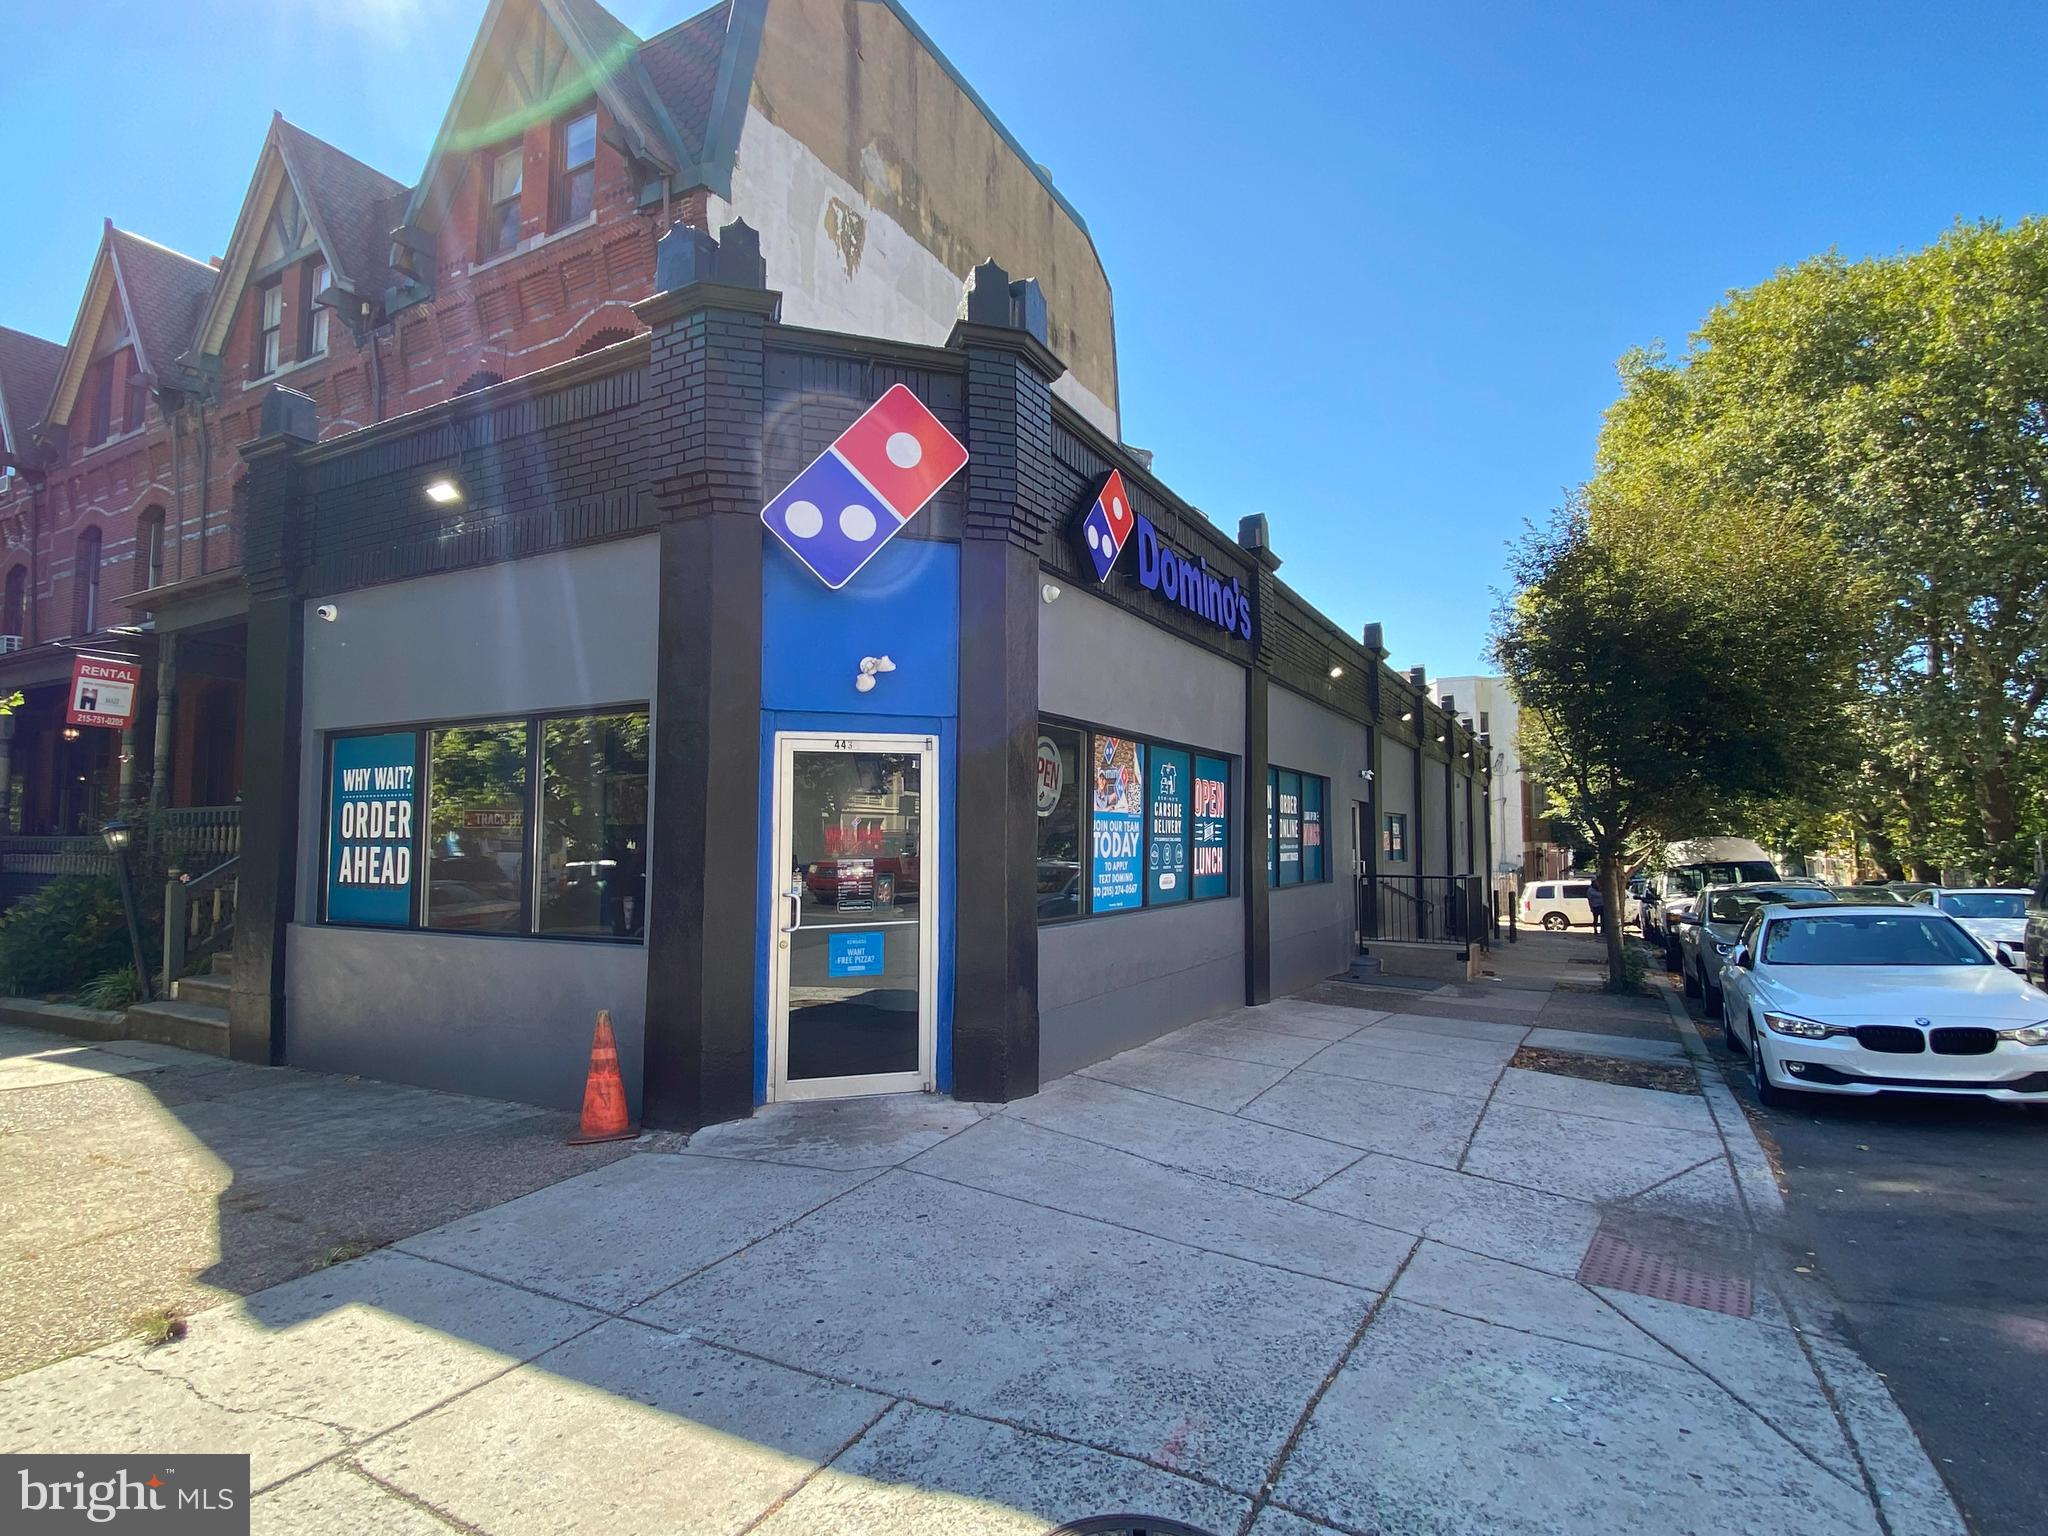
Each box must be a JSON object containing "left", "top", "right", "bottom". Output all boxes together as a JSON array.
[
  {"left": 149, "top": 632, "right": 177, "bottom": 809},
  {"left": 630, "top": 221, "right": 775, "bottom": 1131},
  {"left": 948, "top": 261, "right": 1061, "bottom": 1102},
  {"left": 229, "top": 387, "right": 316, "bottom": 1066},
  {"left": 0, "top": 714, "right": 13, "bottom": 826}
]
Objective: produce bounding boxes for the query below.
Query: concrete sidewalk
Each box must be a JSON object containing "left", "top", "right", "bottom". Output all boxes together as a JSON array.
[{"left": 0, "top": 987, "right": 1963, "bottom": 1535}]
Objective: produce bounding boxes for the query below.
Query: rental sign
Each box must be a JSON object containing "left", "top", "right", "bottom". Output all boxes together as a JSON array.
[{"left": 65, "top": 654, "right": 141, "bottom": 729}]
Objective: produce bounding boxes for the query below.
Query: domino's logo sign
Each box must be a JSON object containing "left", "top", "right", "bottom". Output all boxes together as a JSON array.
[
  {"left": 1078, "top": 469, "right": 1134, "bottom": 582},
  {"left": 761, "top": 383, "right": 969, "bottom": 589}
]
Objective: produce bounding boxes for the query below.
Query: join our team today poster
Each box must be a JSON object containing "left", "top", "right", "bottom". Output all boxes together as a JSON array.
[{"left": 1090, "top": 733, "right": 1145, "bottom": 912}]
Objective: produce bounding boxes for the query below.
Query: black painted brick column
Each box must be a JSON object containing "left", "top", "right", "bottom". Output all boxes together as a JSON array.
[
  {"left": 1245, "top": 568, "right": 1275, "bottom": 1006},
  {"left": 949, "top": 303, "right": 1062, "bottom": 1103},
  {"left": 633, "top": 263, "right": 777, "bottom": 1130},
  {"left": 230, "top": 389, "right": 317, "bottom": 1065}
]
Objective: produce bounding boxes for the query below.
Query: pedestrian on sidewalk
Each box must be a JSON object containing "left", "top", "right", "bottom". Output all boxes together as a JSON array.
[{"left": 1588, "top": 880, "right": 1605, "bottom": 934}]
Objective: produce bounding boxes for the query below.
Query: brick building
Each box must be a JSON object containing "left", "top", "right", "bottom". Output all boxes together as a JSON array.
[{"left": 0, "top": 0, "right": 1115, "bottom": 872}]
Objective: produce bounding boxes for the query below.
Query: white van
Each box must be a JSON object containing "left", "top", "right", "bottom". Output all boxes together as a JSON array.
[
  {"left": 1639, "top": 836, "right": 1779, "bottom": 963},
  {"left": 1521, "top": 879, "right": 1597, "bottom": 931}
]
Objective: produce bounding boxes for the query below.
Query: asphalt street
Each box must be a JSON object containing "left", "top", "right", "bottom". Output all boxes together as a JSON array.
[{"left": 1690, "top": 993, "right": 2048, "bottom": 1536}]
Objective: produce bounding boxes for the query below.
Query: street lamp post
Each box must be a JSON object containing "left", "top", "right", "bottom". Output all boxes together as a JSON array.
[{"left": 101, "top": 818, "right": 151, "bottom": 1003}]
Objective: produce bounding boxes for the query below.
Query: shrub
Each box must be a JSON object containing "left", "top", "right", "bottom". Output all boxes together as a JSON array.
[
  {"left": 1609, "top": 942, "right": 1651, "bottom": 994},
  {"left": 0, "top": 876, "right": 135, "bottom": 996},
  {"left": 77, "top": 965, "right": 145, "bottom": 1012}
]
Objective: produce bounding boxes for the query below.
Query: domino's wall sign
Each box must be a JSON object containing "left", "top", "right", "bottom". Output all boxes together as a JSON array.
[
  {"left": 762, "top": 384, "right": 968, "bottom": 589},
  {"left": 1074, "top": 470, "right": 1253, "bottom": 642}
]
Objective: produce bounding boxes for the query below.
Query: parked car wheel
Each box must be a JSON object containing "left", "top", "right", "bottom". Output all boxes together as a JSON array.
[
  {"left": 1702, "top": 975, "right": 1723, "bottom": 1019},
  {"left": 1665, "top": 938, "right": 1683, "bottom": 974},
  {"left": 1682, "top": 960, "right": 1701, "bottom": 998},
  {"left": 1721, "top": 1003, "right": 1744, "bottom": 1054},
  {"left": 1542, "top": 912, "right": 1569, "bottom": 932}
]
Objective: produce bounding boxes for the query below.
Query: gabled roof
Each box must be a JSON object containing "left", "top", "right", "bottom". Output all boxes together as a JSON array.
[
  {"left": 400, "top": 0, "right": 726, "bottom": 237},
  {"left": 189, "top": 115, "right": 410, "bottom": 361},
  {"left": 0, "top": 326, "right": 63, "bottom": 461},
  {"left": 43, "top": 224, "right": 216, "bottom": 430}
]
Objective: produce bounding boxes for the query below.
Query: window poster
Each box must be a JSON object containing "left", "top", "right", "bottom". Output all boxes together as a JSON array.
[
  {"left": 1090, "top": 733, "right": 1145, "bottom": 912},
  {"left": 327, "top": 732, "right": 419, "bottom": 926},
  {"left": 1266, "top": 771, "right": 1278, "bottom": 886},
  {"left": 1192, "top": 756, "right": 1231, "bottom": 900},
  {"left": 1302, "top": 776, "right": 1324, "bottom": 881},
  {"left": 1277, "top": 770, "right": 1302, "bottom": 885},
  {"left": 1148, "top": 747, "right": 1190, "bottom": 905}
]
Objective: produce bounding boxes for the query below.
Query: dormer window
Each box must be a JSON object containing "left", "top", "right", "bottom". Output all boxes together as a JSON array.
[
  {"left": 484, "top": 145, "right": 523, "bottom": 257},
  {"left": 256, "top": 280, "right": 284, "bottom": 375},
  {"left": 555, "top": 109, "right": 597, "bottom": 227},
  {"left": 87, "top": 359, "right": 114, "bottom": 444},
  {"left": 305, "top": 262, "right": 332, "bottom": 357}
]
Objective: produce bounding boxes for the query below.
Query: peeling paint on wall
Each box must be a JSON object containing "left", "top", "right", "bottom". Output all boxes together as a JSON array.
[{"left": 823, "top": 197, "right": 867, "bottom": 277}]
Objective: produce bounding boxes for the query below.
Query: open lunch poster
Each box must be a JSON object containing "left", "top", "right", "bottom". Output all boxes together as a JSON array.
[
  {"left": 1090, "top": 733, "right": 1145, "bottom": 912},
  {"left": 327, "top": 732, "right": 418, "bottom": 926}
]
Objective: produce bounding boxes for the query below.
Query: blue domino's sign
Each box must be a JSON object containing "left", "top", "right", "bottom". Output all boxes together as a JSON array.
[
  {"left": 1133, "top": 516, "right": 1252, "bottom": 641},
  {"left": 326, "top": 732, "right": 417, "bottom": 927}
]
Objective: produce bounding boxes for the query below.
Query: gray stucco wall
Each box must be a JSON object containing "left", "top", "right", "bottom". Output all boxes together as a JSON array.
[
  {"left": 287, "top": 536, "right": 658, "bottom": 1112},
  {"left": 1268, "top": 685, "right": 1367, "bottom": 997},
  {"left": 1421, "top": 753, "right": 1450, "bottom": 881},
  {"left": 1376, "top": 730, "right": 1414, "bottom": 871},
  {"left": 1037, "top": 586, "right": 1247, "bottom": 1079}
]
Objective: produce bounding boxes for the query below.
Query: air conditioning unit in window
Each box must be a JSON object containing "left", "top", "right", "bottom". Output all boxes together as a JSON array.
[{"left": 0, "top": 635, "right": 21, "bottom": 654}]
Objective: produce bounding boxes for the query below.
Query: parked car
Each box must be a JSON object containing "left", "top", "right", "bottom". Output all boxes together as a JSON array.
[
  {"left": 1718, "top": 901, "right": 2048, "bottom": 1106},
  {"left": 1829, "top": 884, "right": 1905, "bottom": 904},
  {"left": 1909, "top": 887, "right": 2031, "bottom": 972},
  {"left": 1640, "top": 837, "right": 1780, "bottom": 971},
  {"left": 1677, "top": 882, "right": 1838, "bottom": 1018},
  {"left": 1521, "top": 878, "right": 1596, "bottom": 931},
  {"left": 2029, "top": 878, "right": 2048, "bottom": 989}
]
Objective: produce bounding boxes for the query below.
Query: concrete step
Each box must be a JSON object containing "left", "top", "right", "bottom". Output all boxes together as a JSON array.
[
  {"left": 172, "top": 974, "right": 230, "bottom": 1009},
  {"left": 209, "top": 949, "right": 235, "bottom": 977},
  {"left": 120, "top": 999, "right": 229, "bottom": 1057}
]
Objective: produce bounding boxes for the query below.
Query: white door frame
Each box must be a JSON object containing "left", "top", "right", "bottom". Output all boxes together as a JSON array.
[{"left": 768, "top": 730, "right": 938, "bottom": 1102}]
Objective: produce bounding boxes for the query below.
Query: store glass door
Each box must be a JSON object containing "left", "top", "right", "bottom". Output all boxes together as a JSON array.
[{"left": 770, "top": 733, "right": 936, "bottom": 1100}]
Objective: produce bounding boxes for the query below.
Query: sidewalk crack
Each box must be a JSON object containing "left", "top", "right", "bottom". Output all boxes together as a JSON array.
[{"left": 1233, "top": 1237, "right": 1423, "bottom": 1536}]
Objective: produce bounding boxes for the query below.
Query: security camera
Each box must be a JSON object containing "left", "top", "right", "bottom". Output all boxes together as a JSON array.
[{"left": 315, "top": 604, "right": 338, "bottom": 623}]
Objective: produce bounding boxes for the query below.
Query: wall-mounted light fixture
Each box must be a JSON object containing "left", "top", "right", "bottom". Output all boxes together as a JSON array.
[
  {"left": 1327, "top": 664, "right": 1344, "bottom": 679},
  {"left": 61, "top": 726, "right": 81, "bottom": 742},
  {"left": 424, "top": 478, "right": 463, "bottom": 505},
  {"left": 1399, "top": 710, "right": 1413, "bottom": 722},
  {"left": 1041, "top": 582, "right": 1062, "bottom": 604},
  {"left": 854, "top": 655, "right": 896, "bottom": 694},
  {"left": 1435, "top": 732, "right": 1447, "bottom": 744}
]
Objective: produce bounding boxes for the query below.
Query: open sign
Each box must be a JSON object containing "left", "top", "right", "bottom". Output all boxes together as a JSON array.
[{"left": 1035, "top": 735, "right": 1064, "bottom": 817}]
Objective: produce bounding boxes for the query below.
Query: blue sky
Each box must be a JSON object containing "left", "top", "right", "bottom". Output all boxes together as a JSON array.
[{"left": 7, "top": 0, "right": 2045, "bottom": 677}]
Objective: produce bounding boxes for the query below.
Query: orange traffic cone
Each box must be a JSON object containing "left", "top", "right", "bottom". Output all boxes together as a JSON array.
[{"left": 569, "top": 1011, "right": 638, "bottom": 1144}]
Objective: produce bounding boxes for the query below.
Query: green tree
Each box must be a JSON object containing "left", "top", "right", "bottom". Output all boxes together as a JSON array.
[
  {"left": 1493, "top": 494, "right": 1864, "bottom": 983},
  {"left": 1600, "top": 219, "right": 2048, "bottom": 878}
]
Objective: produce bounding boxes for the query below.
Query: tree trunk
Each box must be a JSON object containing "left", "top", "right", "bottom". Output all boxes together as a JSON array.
[
  {"left": 1972, "top": 751, "right": 2023, "bottom": 882},
  {"left": 1597, "top": 842, "right": 1628, "bottom": 988},
  {"left": 1859, "top": 818, "right": 1905, "bottom": 882}
]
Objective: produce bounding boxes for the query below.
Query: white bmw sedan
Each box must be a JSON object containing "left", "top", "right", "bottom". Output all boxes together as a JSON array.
[{"left": 1720, "top": 902, "right": 2048, "bottom": 1106}]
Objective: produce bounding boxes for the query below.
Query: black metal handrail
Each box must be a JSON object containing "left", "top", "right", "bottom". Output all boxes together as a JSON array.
[{"left": 1361, "top": 872, "right": 1487, "bottom": 948}]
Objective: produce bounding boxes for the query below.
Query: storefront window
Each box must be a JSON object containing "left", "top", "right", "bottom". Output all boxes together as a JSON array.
[
  {"left": 1038, "top": 718, "right": 1230, "bottom": 922},
  {"left": 425, "top": 720, "right": 528, "bottom": 932},
  {"left": 539, "top": 712, "right": 649, "bottom": 938},
  {"left": 1035, "top": 725, "right": 1082, "bottom": 920},
  {"left": 1268, "top": 766, "right": 1330, "bottom": 887},
  {"left": 1276, "top": 770, "right": 1303, "bottom": 885}
]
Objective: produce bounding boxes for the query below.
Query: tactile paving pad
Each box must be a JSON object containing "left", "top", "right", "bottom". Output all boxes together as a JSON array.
[{"left": 1577, "top": 1229, "right": 1754, "bottom": 1318}]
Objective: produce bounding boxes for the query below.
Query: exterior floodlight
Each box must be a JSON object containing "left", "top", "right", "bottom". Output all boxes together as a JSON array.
[{"left": 424, "top": 479, "right": 463, "bottom": 505}]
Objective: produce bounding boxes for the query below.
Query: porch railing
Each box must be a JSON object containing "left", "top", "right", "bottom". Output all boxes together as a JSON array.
[
  {"left": 0, "top": 806, "right": 241, "bottom": 908},
  {"left": 1360, "top": 873, "right": 1489, "bottom": 948},
  {"left": 164, "top": 855, "right": 239, "bottom": 996}
]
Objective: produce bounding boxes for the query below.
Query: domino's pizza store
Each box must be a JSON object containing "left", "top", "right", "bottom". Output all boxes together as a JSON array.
[{"left": 227, "top": 227, "right": 1489, "bottom": 1129}]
